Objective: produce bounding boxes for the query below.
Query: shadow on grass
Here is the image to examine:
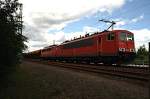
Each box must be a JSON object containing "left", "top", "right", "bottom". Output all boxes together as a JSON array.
[{"left": 0, "top": 65, "right": 20, "bottom": 97}]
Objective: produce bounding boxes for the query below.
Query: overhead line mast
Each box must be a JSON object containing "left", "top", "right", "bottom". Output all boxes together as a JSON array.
[{"left": 14, "top": 3, "right": 23, "bottom": 35}]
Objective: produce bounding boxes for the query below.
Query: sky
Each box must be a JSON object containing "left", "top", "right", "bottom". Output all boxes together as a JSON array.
[{"left": 20, "top": 0, "right": 150, "bottom": 52}]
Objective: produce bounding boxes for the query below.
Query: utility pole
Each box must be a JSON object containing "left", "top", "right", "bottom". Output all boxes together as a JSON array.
[
  {"left": 53, "top": 40, "right": 55, "bottom": 45},
  {"left": 18, "top": 4, "right": 23, "bottom": 35},
  {"left": 15, "top": 3, "right": 23, "bottom": 35}
]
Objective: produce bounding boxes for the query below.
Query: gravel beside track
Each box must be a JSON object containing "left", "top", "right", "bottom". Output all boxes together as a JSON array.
[{"left": 14, "top": 60, "right": 149, "bottom": 99}]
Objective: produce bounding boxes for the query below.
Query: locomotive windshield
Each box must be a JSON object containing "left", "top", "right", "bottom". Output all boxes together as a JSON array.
[
  {"left": 120, "top": 32, "right": 134, "bottom": 41},
  {"left": 127, "top": 34, "right": 134, "bottom": 41},
  {"left": 120, "top": 32, "right": 126, "bottom": 41}
]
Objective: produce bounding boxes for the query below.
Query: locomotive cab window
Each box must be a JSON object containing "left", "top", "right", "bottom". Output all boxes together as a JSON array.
[
  {"left": 120, "top": 32, "right": 126, "bottom": 41},
  {"left": 120, "top": 32, "right": 134, "bottom": 41},
  {"left": 127, "top": 34, "right": 134, "bottom": 41},
  {"left": 107, "top": 33, "right": 115, "bottom": 40}
]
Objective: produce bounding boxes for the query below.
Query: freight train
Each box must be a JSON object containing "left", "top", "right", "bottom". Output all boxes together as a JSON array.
[{"left": 25, "top": 29, "right": 135, "bottom": 64}]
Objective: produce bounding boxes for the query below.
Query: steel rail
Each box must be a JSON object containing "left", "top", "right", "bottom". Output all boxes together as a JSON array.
[{"left": 45, "top": 61, "right": 149, "bottom": 81}]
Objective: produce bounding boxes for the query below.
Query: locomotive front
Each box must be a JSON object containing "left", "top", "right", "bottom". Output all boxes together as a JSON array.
[{"left": 117, "top": 30, "right": 136, "bottom": 62}]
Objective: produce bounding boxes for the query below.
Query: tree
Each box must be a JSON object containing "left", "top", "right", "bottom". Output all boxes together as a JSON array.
[
  {"left": 0, "top": 0, "right": 27, "bottom": 72},
  {"left": 136, "top": 45, "right": 148, "bottom": 59},
  {"left": 133, "top": 44, "right": 149, "bottom": 65}
]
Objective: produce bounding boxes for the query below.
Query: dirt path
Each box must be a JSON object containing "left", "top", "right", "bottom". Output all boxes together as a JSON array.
[{"left": 1, "top": 61, "right": 148, "bottom": 99}]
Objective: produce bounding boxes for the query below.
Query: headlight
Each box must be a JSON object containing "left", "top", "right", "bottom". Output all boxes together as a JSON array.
[
  {"left": 130, "top": 49, "right": 135, "bottom": 52},
  {"left": 119, "top": 48, "right": 125, "bottom": 52}
]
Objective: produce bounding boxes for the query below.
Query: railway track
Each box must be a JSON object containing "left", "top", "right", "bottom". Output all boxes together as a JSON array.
[
  {"left": 26, "top": 59, "right": 149, "bottom": 82},
  {"left": 35, "top": 60, "right": 149, "bottom": 82}
]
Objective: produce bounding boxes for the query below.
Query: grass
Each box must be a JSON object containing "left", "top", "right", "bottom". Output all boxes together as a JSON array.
[{"left": 0, "top": 61, "right": 148, "bottom": 99}]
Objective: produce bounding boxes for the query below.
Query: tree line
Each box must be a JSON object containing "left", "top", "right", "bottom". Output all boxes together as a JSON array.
[
  {"left": 0, "top": 0, "right": 27, "bottom": 75},
  {"left": 134, "top": 45, "right": 149, "bottom": 65}
]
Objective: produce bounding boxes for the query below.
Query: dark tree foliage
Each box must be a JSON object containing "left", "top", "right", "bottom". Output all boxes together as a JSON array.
[
  {"left": 136, "top": 45, "right": 148, "bottom": 59},
  {"left": 0, "top": 0, "right": 27, "bottom": 71}
]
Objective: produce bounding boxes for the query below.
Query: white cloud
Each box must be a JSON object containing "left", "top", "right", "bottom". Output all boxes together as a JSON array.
[
  {"left": 25, "top": 26, "right": 98, "bottom": 51},
  {"left": 20, "top": 0, "right": 127, "bottom": 51},
  {"left": 20, "top": 0, "right": 126, "bottom": 30},
  {"left": 130, "top": 29, "right": 150, "bottom": 50},
  {"left": 131, "top": 15, "right": 144, "bottom": 23},
  {"left": 115, "top": 15, "right": 144, "bottom": 27},
  {"left": 83, "top": 26, "right": 99, "bottom": 33},
  {"left": 24, "top": 41, "right": 47, "bottom": 52},
  {"left": 116, "top": 21, "right": 126, "bottom": 27}
]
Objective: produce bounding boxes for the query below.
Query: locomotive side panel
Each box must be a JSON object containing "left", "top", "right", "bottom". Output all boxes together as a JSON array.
[
  {"left": 61, "top": 47, "right": 74, "bottom": 57},
  {"left": 100, "top": 32, "right": 117, "bottom": 56},
  {"left": 55, "top": 46, "right": 62, "bottom": 57},
  {"left": 73, "top": 37, "right": 98, "bottom": 57},
  {"left": 41, "top": 49, "right": 50, "bottom": 58}
]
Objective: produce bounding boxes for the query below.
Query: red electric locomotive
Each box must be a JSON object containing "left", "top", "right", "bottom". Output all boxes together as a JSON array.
[
  {"left": 28, "top": 20, "right": 136, "bottom": 64},
  {"left": 41, "top": 45, "right": 57, "bottom": 58},
  {"left": 41, "top": 29, "right": 135, "bottom": 64}
]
